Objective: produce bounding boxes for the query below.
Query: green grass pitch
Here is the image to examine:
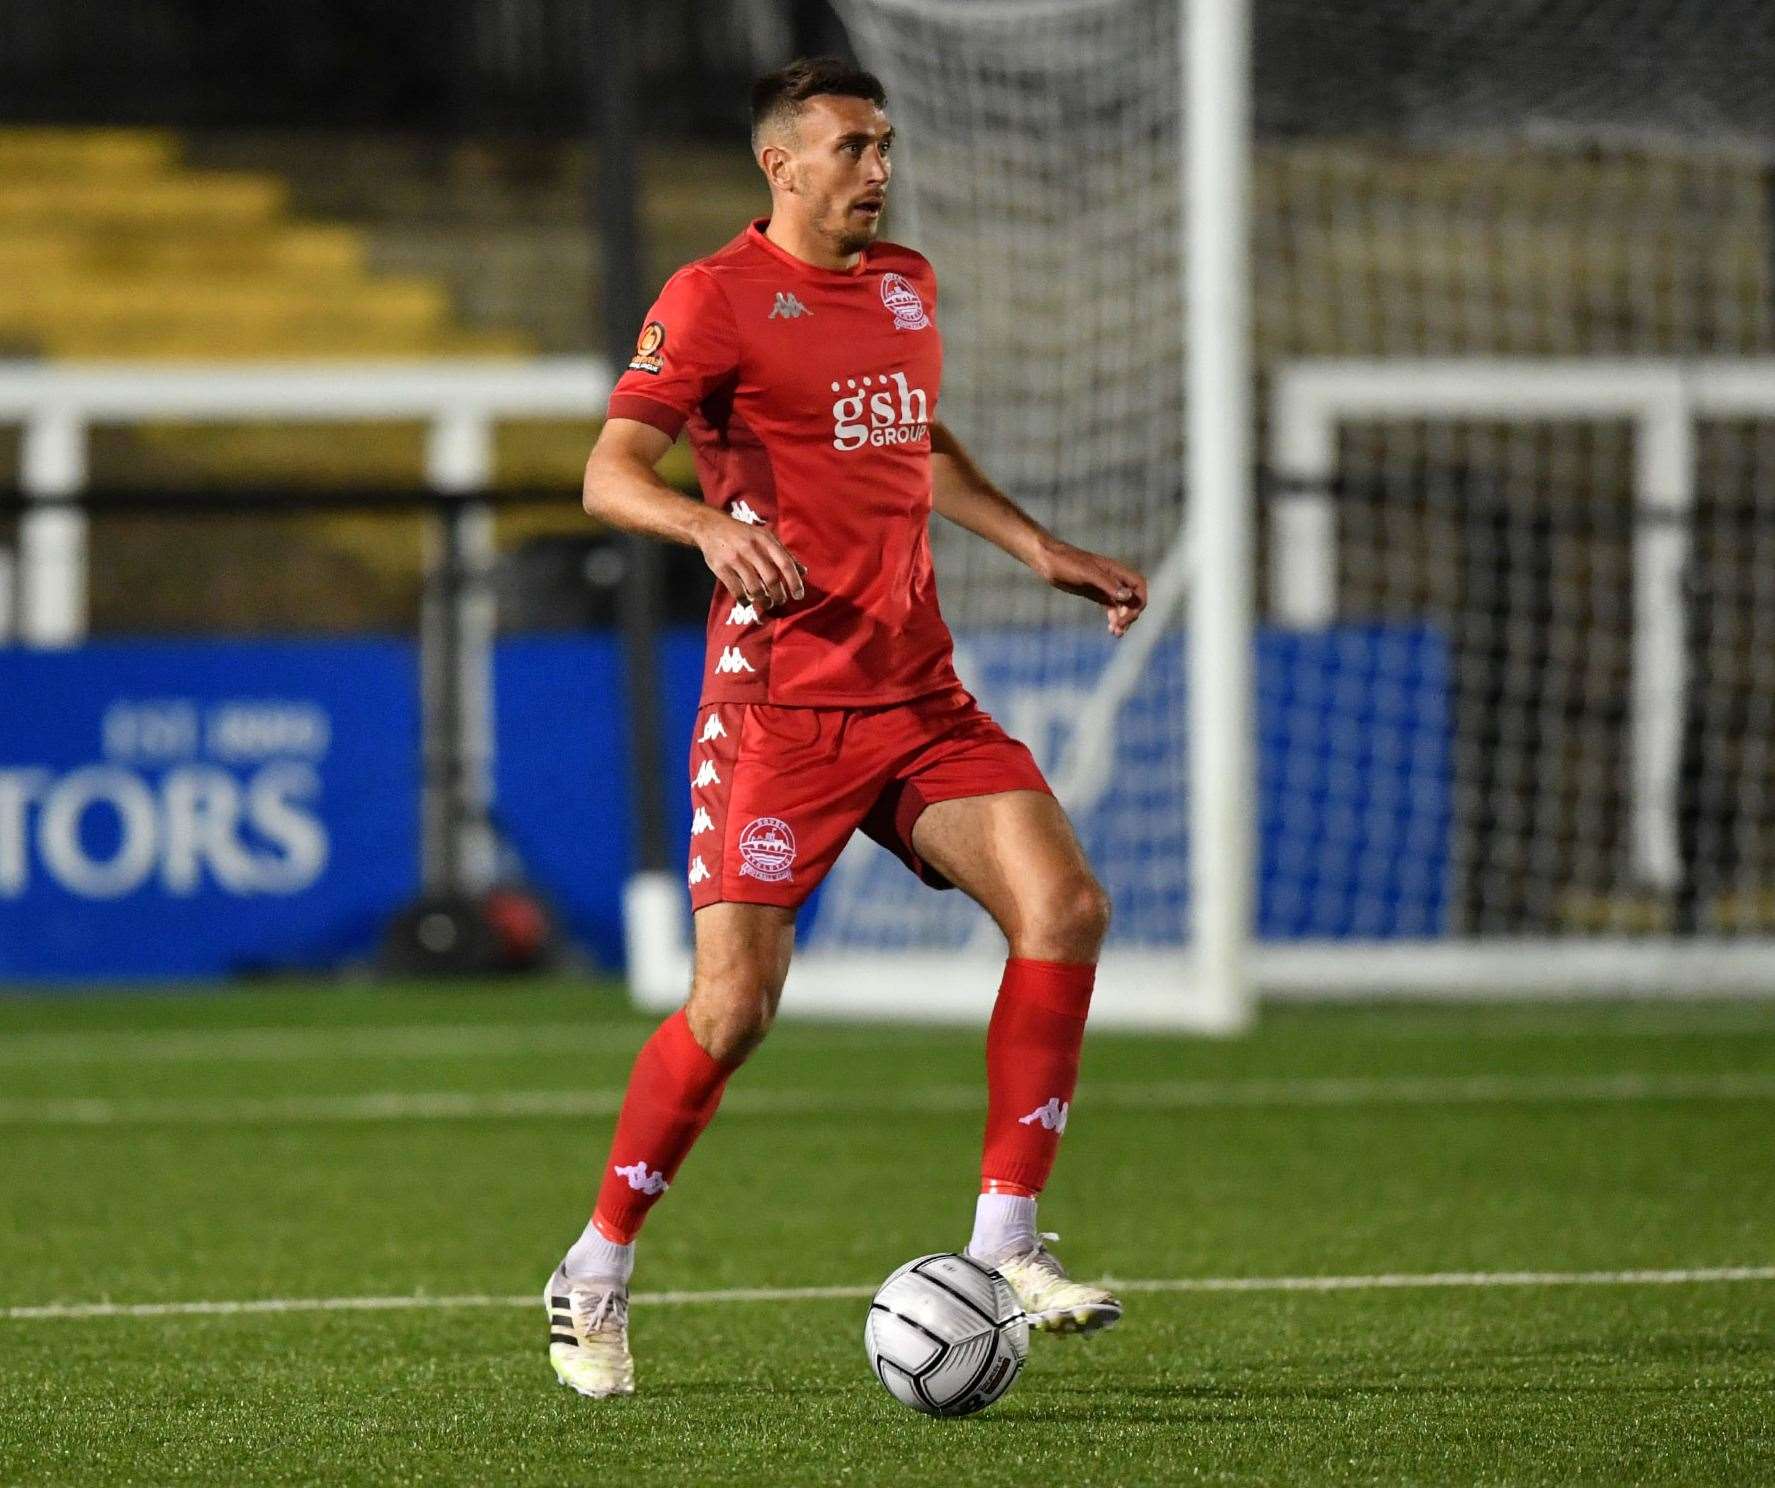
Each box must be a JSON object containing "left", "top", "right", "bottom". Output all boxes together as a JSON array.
[{"left": 1, "top": 980, "right": 1773, "bottom": 1485}]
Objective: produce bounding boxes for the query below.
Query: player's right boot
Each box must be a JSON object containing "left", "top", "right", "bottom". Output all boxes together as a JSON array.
[
  {"left": 985, "top": 1234, "right": 1123, "bottom": 1336},
  {"left": 545, "top": 1265, "right": 635, "bottom": 1398}
]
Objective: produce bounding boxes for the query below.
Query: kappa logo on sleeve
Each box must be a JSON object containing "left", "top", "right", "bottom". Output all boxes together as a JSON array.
[{"left": 627, "top": 321, "right": 666, "bottom": 375}]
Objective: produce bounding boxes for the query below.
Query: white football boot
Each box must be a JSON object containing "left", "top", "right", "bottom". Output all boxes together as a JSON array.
[
  {"left": 989, "top": 1234, "right": 1123, "bottom": 1336},
  {"left": 545, "top": 1265, "right": 635, "bottom": 1397}
]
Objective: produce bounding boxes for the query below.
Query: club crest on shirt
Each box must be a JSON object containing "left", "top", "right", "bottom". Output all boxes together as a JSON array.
[
  {"left": 628, "top": 320, "right": 666, "bottom": 375},
  {"left": 738, "top": 816, "right": 796, "bottom": 882},
  {"left": 880, "top": 272, "right": 930, "bottom": 331}
]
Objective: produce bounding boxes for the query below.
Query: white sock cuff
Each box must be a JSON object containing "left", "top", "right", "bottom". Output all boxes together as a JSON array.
[
  {"left": 968, "top": 1192, "right": 1038, "bottom": 1263},
  {"left": 562, "top": 1221, "right": 635, "bottom": 1286}
]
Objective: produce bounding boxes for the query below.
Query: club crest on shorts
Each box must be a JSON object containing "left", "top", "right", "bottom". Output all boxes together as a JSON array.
[
  {"left": 738, "top": 816, "right": 797, "bottom": 882},
  {"left": 880, "top": 272, "right": 930, "bottom": 331}
]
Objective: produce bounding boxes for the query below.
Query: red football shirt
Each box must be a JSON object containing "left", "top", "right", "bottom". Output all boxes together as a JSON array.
[{"left": 606, "top": 220, "right": 962, "bottom": 707}]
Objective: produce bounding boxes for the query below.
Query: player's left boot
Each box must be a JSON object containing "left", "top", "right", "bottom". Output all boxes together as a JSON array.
[
  {"left": 545, "top": 1265, "right": 635, "bottom": 1397},
  {"left": 985, "top": 1233, "right": 1122, "bottom": 1336}
]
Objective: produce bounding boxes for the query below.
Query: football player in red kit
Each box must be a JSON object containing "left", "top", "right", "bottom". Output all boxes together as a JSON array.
[{"left": 547, "top": 57, "right": 1148, "bottom": 1397}]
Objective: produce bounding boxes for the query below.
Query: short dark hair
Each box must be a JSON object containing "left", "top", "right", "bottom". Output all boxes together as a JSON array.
[{"left": 750, "top": 56, "right": 887, "bottom": 147}]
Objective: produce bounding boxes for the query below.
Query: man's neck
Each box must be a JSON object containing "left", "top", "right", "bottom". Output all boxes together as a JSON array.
[{"left": 764, "top": 211, "right": 861, "bottom": 273}]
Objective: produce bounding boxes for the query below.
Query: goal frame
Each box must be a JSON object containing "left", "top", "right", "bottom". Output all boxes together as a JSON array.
[
  {"left": 645, "top": 2, "right": 1775, "bottom": 1022},
  {"left": 631, "top": 357, "right": 1775, "bottom": 1022},
  {"left": 628, "top": 0, "right": 1258, "bottom": 1033}
]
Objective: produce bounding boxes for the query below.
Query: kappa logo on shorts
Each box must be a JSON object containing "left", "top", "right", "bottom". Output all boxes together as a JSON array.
[
  {"left": 738, "top": 816, "right": 796, "bottom": 882},
  {"left": 699, "top": 714, "right": 728, "bottom": 743}
]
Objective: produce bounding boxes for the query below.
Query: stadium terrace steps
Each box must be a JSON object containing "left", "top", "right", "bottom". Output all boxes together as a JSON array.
[
  {"left": 184, "top": 133, "right": 766, "bottom": 355},
  {"left": 1, "top": 278, "right": 452, "bottom": 327},
  {"left": 39, "top": 325, "right": 527, "bottom": 361},
  {"left": 0, "top": 126, "right": 747, "bottom": 518},
  {"left": 0, "top": 175, "right": 290, "bottom": 227},
  {"left": 0, "top": 226, "right": 366, "bottom": 277},
  {"left": 0, "top": 127, "right": 180, "bottom": 176},
  {"left": 0, "top": 128, "right": 531, "bottom": 362},
  {"left": 0, "top": 126, "right": 550, "bottom": 509}
]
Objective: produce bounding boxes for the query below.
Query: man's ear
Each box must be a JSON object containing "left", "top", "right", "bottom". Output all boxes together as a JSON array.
[{"left": 758, "top": 142, "right": 796, "bottom": 195}]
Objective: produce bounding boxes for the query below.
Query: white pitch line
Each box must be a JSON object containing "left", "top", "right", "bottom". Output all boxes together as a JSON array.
[
  {"left": 5, "top": 1266, "right": 1774, "bottom": 1323},
  {"left": 4, "top": 1071, "right": 1775, "bottom": 1128},
  {"left": 0, "top": 1019, "right": 952, "bottom": 1066}
]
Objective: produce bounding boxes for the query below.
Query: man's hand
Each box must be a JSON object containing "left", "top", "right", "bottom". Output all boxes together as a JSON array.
[
  {"left": 1037, "top": 540, "right": 1148, "bottom": 637},
  {"left": 694, "top": 508, "right": 807, "bottom": 610}
]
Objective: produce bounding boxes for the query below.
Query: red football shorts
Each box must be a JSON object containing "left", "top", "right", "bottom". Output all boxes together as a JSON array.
[{"left": 685, "top": 685, "right": 1052, "bottom": 910}]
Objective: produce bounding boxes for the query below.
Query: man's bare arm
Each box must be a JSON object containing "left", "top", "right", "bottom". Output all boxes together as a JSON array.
[
  {"left": 584, "top": 417, "right": 806, "bottom": 609},
  {"left": 928, "top": 420, "right": 1147, "bottom": 636}
]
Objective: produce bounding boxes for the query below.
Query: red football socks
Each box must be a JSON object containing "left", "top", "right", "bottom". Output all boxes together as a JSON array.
[
  {"left": 979, "top": 957, "right": 1096, "bottom": 1197},
  {"left": 591, "top": 1009, "right": 737, "bottom": 1244}
]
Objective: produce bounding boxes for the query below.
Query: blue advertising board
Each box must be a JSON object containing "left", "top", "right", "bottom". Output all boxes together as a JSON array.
[
  {"left": 492, "top": 628, "right": 706, "bottom": 970},
  {"left": 0, "top": 641, "right": 419, "bottom": 979},
  {"left": 0, "top": 622, "right": 1452, "bottom": 982}
]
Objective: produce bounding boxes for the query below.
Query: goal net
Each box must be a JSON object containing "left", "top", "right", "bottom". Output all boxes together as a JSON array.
[{"left": 770, "top": 0, "right": 1775, "bottom": 1020}]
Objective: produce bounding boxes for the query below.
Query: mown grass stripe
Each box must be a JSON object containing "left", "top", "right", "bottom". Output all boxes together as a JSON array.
[
  {"left": 6, "top": 1267, "right": 1773, "bottom": 1322},
  {"left": 3, "top": 1071, "right": 1774, "bottom": 1127}
]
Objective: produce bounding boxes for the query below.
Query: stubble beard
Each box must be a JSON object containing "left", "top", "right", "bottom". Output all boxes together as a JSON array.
[{"left": 835, "top": 224, "right": 877, "bottom": 256}]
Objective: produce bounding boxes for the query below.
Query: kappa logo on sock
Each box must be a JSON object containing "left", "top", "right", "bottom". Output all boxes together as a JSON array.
[
  {"left": 1017, "top": 1097, "right": 1069, "bottom": 1132},
  {"left": 612, "top": 1160, "right": 670, "bottom": 1195}
]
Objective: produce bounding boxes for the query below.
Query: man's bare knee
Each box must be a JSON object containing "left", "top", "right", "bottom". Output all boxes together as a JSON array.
[
  {"left": 1053, "top": 874, "right": 1112, "bottom": 957},
  {"left": 685, "top": 975, "right": 779, "bottom": 1066},
  {"left": 686, "top": 903, "right": 794, "bottom": 1065},
  {"left": 1010, "top": 873, "right": 1112, "bottom": 961}
]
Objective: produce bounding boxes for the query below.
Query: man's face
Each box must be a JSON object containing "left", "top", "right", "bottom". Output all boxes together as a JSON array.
[{"left": 774, "top": 95, "right": 894, "bottom": 255}]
